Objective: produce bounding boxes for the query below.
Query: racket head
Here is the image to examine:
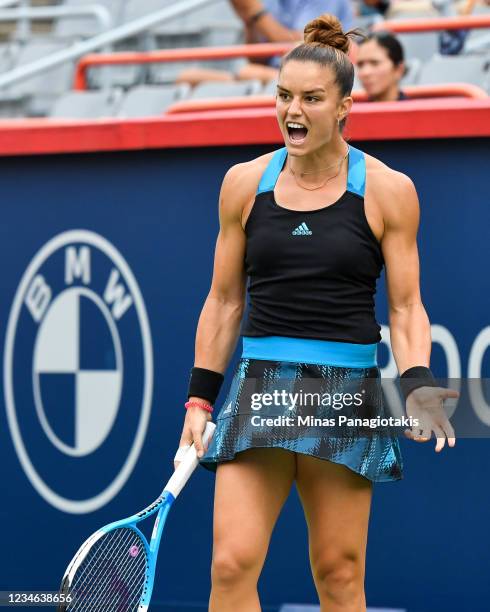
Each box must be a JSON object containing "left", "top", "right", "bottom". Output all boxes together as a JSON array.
[
  {"left": 58, "top": 524, "right": 151, "bottom": 611},
  {"left": 56, "top": 427, "right": 210, "bottom": 611}
]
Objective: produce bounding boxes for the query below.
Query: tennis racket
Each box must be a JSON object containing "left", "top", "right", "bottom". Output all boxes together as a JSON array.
[{"left": 57, "top": 421, "right": 215, "bottom": 611}]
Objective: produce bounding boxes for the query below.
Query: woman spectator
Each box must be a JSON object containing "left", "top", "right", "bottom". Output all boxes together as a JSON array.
[{"left": 356, "top": 31, "right": 408, "bottom": 101}]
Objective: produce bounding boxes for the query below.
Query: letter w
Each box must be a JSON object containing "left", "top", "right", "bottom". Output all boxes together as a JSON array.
[{"left": 104, "top": 269, "right": 133, "bottom": 320}]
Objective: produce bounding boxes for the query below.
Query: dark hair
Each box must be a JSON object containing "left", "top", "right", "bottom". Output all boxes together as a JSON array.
[
  {"left": 359, "top": 31, "right": 405, "bottom": 67},
  {"left": 279, "top": 14, "right": 363, "bottom": 131}
]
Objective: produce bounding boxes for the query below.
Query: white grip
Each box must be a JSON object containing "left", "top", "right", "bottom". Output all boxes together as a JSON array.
[{"left": 164, "top": 421, "right": 216, "bottom": 499}]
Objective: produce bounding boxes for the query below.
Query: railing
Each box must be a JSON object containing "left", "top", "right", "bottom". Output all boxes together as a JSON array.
[
  {"left": 0, "top": 0, "right": 222, "bottom": 90},
  {"left": 374, "top": 13, "right": 490, "bottom": 53},
  {"left": 373, "top": 14, "right": 490, "bottom": 33},
  {"left": 0, "top": 0, "right": 33, "bottom": 40},
  {"left": 0, "top": 0, "right": 22, "bottom": 8},
  {"left": 71, "top": 14, "right": 490, "bottom": 91},
  {"left": 73, "top": 42, "right": 295, "bottom": 90},
  {"left": 353, "top": 83, "right": 488, "bottom": 100},
  {"left": 163, "top": 83, "right": 487, "bottom": 115},
  {"left": 0, "top": 5, "right": 113, "bottom": 43},
  {"left": 0, "top": 1, "right": 112, "bottom": 42}
]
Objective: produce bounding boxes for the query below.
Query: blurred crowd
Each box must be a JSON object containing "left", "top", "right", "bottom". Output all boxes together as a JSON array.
[{"left": 176, "top": 0, "right": 490, "bottom": 101}]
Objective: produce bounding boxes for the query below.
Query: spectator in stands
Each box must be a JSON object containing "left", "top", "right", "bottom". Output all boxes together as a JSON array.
[
  {"left": 433, "top": 0, "right": 486, "bottom": 55},
  {"left": 176, "top": 0, "right": 355, "bottom": 86},
  {"left": 359, "top": 0, "right": 392, "bottom": 19},
  {"left": 356, "top": 31, "right": 408, "bottom": 101}
]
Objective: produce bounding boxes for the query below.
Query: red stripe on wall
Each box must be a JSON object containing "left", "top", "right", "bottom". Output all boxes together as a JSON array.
[{"left": 0, "top": 98, "right": 488, "bottom": 156}]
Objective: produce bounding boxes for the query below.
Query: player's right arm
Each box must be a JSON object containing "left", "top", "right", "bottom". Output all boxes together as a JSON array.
[{"left": 176, "top": 161, "right": 262, "bottom": 464}]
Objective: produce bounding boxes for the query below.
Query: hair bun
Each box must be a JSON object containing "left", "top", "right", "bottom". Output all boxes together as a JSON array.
[{"left": 303, "top": 14, "right": 350, "bottom": 54}]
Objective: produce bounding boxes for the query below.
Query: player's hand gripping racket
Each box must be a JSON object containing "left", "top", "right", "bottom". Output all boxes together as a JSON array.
[{"left": 57, "top": 421, "right": 215, "bottom": 611}]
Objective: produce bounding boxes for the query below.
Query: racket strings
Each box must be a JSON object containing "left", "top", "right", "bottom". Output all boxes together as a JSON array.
[
  {"left": 71, "top": 528, "right": 135, "bottom": 606},
  {"left": 76, "top": 533, "right": 141, "bottom": 611},
  {"left": 72, "top": 529, "right": 147, "bottom": 611},
  {"left": 72, "top": 530, "right": 130, "bottom": 598},
  {"left": 100, "top": 542, "right": 148, "bottom": 612},
  {"left": 70, "top": 534, "right": 130, "bottom": 610},
  {"left": 76, "top": 529, "right": 147, "bottom": 611},
  {"left": 67, "top": 527, "right": 148, "bottom": 611}
]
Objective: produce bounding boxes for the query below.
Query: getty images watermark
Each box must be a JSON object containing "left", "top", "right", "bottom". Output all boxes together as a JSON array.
[
  {"left": 248, "top": 388, "right": 419, "bottom": 431},
  {"left": 220, "top": 377, "right": 490, "bottom": 439}
]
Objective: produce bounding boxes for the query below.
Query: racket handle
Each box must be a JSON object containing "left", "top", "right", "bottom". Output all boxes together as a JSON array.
[{"left": 164, "top": 421, "right": 216, "bottom": 498}]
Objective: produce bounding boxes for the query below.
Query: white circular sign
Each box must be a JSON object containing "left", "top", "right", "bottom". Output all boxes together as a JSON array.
[{"left": 4, "top": 230, "right": 153, "bottom": 514}]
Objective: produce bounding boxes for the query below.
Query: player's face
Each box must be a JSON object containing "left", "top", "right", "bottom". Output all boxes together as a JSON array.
[
  {"left": 276, "top": 60, "right": 348, "bottom": 153},
  {"left": 356, "top": 40, "right": 403, "bottom": 99}
]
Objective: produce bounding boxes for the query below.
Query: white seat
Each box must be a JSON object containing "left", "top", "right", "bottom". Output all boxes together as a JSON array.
[
  {"left": 117, "top": 84, "right": 190, "bottom": 117},
  {"left": 262, "top": 79, "right": 278, "bottom": 95},
  {"left": 189, "top": 79, "right": 262, "bottom": 99},
  {"left": 417, "top": 53, "right": 490, "bottom": 88},
  {"left": 401, "top": 58, "right": 422, "bottom": 86},
  {"left": 49, "top": 89, "right": 118, "bottom": 118},
  {"left": 55, "top": 0, "right": 123, "bottom": 38},
  {"left": 0, "top": 41, "right": 75, "bottom": 115},
  {"left": 398, "top": 32, "right": 440, "bottom": 63},
  {"left": 125, "top": 0, "right": 241, "bottom": 33}
]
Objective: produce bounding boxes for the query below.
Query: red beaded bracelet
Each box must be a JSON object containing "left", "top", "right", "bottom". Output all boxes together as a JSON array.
[{"left": 185, "top": 400, "right": 214, "bottom": 413}]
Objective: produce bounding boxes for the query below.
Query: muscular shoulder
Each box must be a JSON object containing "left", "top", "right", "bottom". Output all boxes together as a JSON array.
[
  {"left": 364, "top": 153, "right": 420, "bottom": 229},
  {"left": 219, "top": 151, "right": 276, "bottom": 224},
  {"left": 222, "top": 151, "right": 274, "bottom": 198}
]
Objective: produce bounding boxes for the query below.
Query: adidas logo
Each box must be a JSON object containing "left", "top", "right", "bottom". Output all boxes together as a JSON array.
[
  {"left": 223, "top": 401, "right": 233, "bottom": 414},
  {"left": 292, "top": 222, "right": 312, "bottom": 236}
]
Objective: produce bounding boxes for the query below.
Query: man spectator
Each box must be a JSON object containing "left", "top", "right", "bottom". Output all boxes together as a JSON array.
[{"left": 177, "top": 0, "right": 355, "bottom": 85}]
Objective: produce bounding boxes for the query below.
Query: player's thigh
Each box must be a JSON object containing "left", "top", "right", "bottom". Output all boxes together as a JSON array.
[
  {"left": 295, "top": 454, "right": 373, "bottom": 571},
  {"left": 212, "top": 447, "right": 296, "bottom": 569}
]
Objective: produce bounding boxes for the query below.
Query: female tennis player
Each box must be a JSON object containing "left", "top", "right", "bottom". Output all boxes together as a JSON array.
[{"left": 176, "top": 13, "right": 458, "bottom": 611}]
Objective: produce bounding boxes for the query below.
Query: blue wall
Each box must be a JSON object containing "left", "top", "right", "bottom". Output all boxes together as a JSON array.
[{"left": 1, "top": 139, "right": 489, "bottom": 611}]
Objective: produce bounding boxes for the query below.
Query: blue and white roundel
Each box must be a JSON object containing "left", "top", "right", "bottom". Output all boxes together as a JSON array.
[
  {"left": 4, "top": 230, "right": 153, "bottom": 514},
  {"left": 33, "top": 287, "right": 123, "bottom": 456}
]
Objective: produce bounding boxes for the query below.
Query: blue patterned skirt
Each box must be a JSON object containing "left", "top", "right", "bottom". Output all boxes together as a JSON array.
[{"left": 199, "top": 336, "right": 403, "bottom": 482}]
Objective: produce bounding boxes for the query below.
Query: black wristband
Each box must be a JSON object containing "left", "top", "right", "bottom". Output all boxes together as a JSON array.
[
  {"left": 400, "top": 366, "right": 437, "bottom": 400},
  {"left": 187, "top": 367, "right": 224, "bottom": 405},
  {"left": 247, "top": 9, "right": 268, "bottom": 27}
]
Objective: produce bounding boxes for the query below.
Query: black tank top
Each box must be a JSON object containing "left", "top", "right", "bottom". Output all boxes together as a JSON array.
[{"left": 240, "top": 145, "right": 384, "bottom": 345}]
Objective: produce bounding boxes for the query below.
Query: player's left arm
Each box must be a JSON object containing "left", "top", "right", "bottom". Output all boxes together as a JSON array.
[
  {"left": 376, "top": 168, "right": 458, "bottom": 450},
  {"left": 377, "top": 170, "right": 431, "bottom": 375}
]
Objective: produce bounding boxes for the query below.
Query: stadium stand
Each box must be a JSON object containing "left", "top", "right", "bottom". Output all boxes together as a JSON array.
[
  {"left": 49, "top": 87, "right": 119, "bottom": 117},
  {"left": 189, "top": 78, "right": 262, "bottom": 98},
  {"left": 397, "top": 31, "right": 440, "bottom": 61},
  {"left": 54, "top": 0, "right": 122, "bottom": 40},
  {"left": 116, "top": 83, "right": 191, "bottom": 117},
  {"left": 418, "top": 52, "right": 490, "bottom": 88},
  {"left": 48, "top": 82, "right": 192, "bottom": 118},
  {"left": 262, "top": 77, "right": 277, "bottom": 95},
  {"left": 0, "top": 39, "right": 75, "bottom": 116},
  {"left": 0, "top": 0, "right": 488, "bottom": 118},
  {"left": 124, "top": 0, "right": 242, "bottom": 47}
]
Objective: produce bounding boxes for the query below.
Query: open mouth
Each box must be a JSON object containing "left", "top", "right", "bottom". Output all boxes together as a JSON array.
[{"left": 286, "top": 122, "right": 308, "bottom": 143}]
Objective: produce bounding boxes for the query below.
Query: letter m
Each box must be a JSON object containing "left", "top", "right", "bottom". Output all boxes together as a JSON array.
[{"left": 65, "top": 246, "right": 90, "bottom": 285}]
